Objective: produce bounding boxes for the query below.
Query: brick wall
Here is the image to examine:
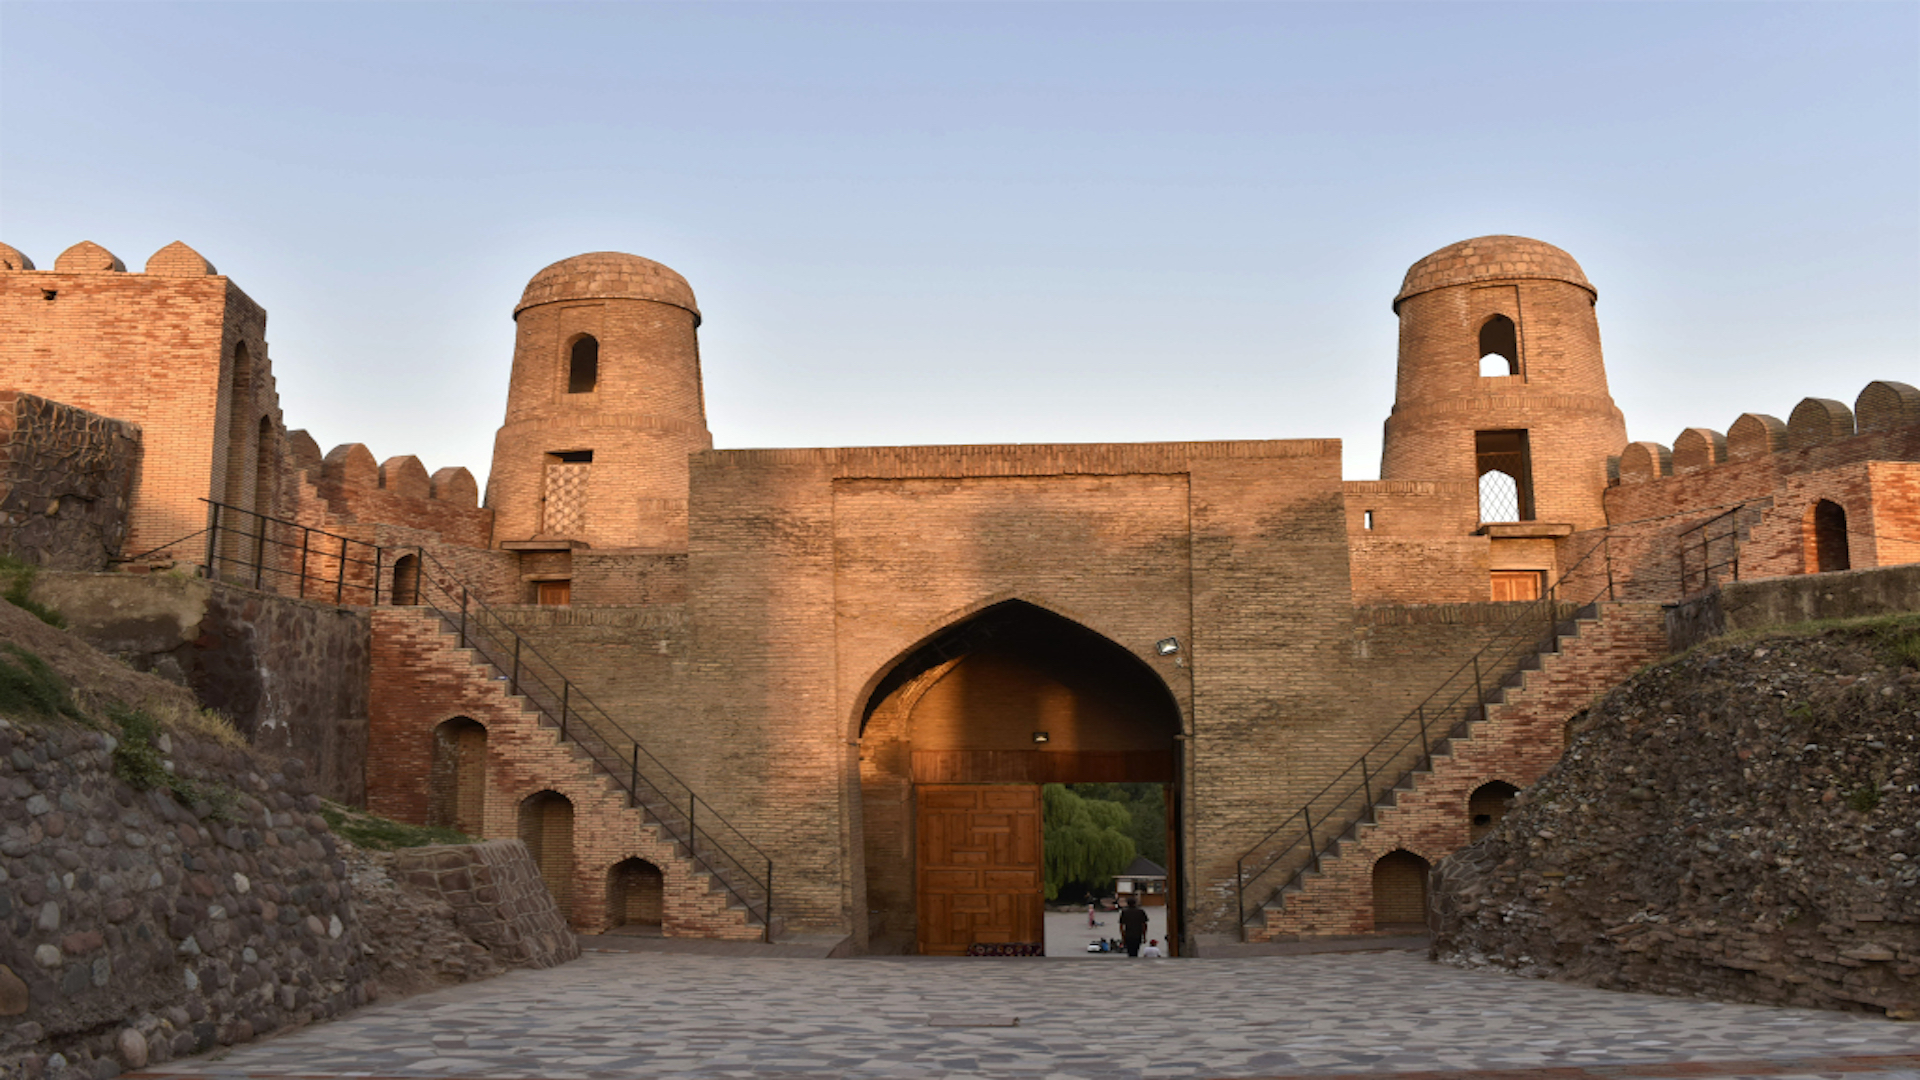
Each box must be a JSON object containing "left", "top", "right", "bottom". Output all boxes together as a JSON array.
[
  {"left": 0, "top": 392, "right": 140, "bottom": 570},
  {"left": 1257, "top": 601, "right": 1668, "bottom": 938},
  {"left": 0, "top": 241, "right": 282, "bottom": 556},
  {"left": 367, "top": 607, "right": 760, "bottom": 938},
  {"left": 1598, "top": 384, "right": 1920, "bottom": 601}
]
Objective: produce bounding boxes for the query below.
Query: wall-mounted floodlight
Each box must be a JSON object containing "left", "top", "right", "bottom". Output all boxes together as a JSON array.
[
  {"left": 1155, "top": 637, "right": 1180, "bottom": 656},
  {"left": 1032, "top": 731, "right": 1050, "bottom": 744}
]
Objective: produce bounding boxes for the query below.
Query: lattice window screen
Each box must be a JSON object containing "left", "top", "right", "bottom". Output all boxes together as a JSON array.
[
  {"left": 543, "top": 463, "right": 590, "bottom": 535},
  {"left": 1478, "top": 470, "right": 1520, "bottom": 523}
]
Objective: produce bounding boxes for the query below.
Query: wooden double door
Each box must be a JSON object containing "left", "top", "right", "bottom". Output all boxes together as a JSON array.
[{"left": 916, "top": 784, "right": 1043, "bottom": 955}]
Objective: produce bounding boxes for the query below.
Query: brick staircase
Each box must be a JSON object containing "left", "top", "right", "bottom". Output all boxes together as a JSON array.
[
  {"left": 368, "top": 604, "right": 768, "bottom": 940},
  {"left": 1247, "top": 600, "right": 1668, "bottom": 939}
]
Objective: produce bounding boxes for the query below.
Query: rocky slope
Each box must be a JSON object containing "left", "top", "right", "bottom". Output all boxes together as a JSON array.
[
  {"left": 0, "top": 592, "right": 535, "bottom": 1080},
  {"left": 1431, "top": 615, "right": 1920, "bottom": 1018}
]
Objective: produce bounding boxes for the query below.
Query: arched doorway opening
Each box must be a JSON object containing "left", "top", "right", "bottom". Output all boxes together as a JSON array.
[
  {"left": 391, "top": 553, "right": 420, "bottom": 606},
  {"left": 518, "top": 790, "right": 575, "bottom": 919},
  {"left": 1806, "top": 499, "right": 1850, "bottom": 573},
  {"left": 856, "top": 601, "right": 1183, "bottom": 957},
  {"left": 428, "top": 717, "right": 486, "bottom": 835},
  {"left": 606, "top": 858, "right": 664, "bottom": 933},
  {"left": 1371, "top": 849, "right": 1430, "bottom": 931},
  {"left": 1468, "top": 780, "right": 1518, "bottom": 842}
]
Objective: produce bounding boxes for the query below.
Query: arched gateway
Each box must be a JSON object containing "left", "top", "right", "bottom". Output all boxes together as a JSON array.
[{"left": 856, "top": 601, "right": 1183, "bottom": 955}]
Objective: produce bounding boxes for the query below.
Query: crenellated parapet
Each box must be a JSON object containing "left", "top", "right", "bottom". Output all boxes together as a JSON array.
[
  {"left": 284, "top": 435, "right": 490, "bottom": 549},
  {"left": 1611, "top": 380, "right": 1920, "bottom": 485}
]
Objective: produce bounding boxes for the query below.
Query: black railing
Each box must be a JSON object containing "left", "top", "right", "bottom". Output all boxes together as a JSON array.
[
  {"left": 1676, "top": 501, "right": 1766, "bottom": 596},
  {"left": 129, "top": 501, "right": 774, "bottom": 940},
  {"left": 119, "top": 500, "right": 382, "bottom": 604},
  {"left": 1233, "top": 534, "right": 1617, "bottom": 931},
  {"left": 384, "top": 543, "right": 776, "bottom": 941}
]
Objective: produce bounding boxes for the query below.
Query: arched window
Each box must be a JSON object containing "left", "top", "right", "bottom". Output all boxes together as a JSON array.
[
  {"left": 519, "top": 790, "right": 576, "bottom": 918},
  {"left": 567, "top": 335, "right": 599, "bottom": 394},
  {"left": 1479, "top": 314, "right": 1518, "bottom": 377},
  {"left": 429, "top": 717, "right": 487, "bottom": 835},
  {"left": 607, "top": 858, "right": 665, "bottom": 931},
  {"left": 1807, "top": 500, "right": 1850, "bottom": 573},
  {"left": 1468, "top": 780, "right": 1519, "bottom": 841},
  {"left": 391, "top": 553, "right": 420, "bottom": 606},
  {"left": 1371, "top": 849, "right": 1430, "bottom": 929}
]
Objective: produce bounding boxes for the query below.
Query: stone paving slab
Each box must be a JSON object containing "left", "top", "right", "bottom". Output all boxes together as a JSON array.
[{"left": 135, "top": 951, "right": 1920, "bottom": 1079}]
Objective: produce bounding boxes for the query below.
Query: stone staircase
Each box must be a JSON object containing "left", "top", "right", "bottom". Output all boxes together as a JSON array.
[
  {"left": 1249, "top": 600, "right": 1668, "bottom": 939},
  {"left": 368, "top": 605, "right": 768, "bottom": 940}
]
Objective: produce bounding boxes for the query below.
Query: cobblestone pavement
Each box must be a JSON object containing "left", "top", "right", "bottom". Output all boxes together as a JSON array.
[{"left": 137, "top": 949, "right": 1920, "bottom": 1080}]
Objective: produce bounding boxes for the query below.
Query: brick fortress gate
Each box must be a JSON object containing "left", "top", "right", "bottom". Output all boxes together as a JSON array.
[{"left": 3, "top": 236, "right": 1914, "bottom": 953}]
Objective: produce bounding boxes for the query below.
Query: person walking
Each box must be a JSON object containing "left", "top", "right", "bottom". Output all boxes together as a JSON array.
[{"left": 1118, "top": 895, "right": 1149, "bottom": 957}]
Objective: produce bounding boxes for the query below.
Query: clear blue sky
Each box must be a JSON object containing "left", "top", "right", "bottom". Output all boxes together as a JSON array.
[{"left": 4, "top": 3, "right": 1915, "bottom": 489}]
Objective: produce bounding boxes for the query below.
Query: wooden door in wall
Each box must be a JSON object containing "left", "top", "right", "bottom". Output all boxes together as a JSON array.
[
  {"left": 915, "top": 784, "right": 1043, "bottom": 955},
  {"left": 1490, "top": 570, "right": 1545, "bottom": 603}
]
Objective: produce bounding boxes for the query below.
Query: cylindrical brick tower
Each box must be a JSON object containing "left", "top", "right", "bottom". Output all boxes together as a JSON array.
[
  {"left": 487, "top": 252, "right": 713, "bottom": 550},
  {"left": 1380, "top": 236, "right": 1626, "bottom": 531}
]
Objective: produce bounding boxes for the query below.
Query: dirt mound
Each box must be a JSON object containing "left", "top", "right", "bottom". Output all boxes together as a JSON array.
[
  {"left": 1430, "top": 616, "right": 1920, "bottom": 1017},
  {"left": 0, "top": 589, "right": 200, "bottom": 721}
]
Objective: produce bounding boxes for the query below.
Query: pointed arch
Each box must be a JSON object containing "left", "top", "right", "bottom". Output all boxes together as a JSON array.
[{"left": 849, "top": 594, "right": 1183, "bottom": 743}]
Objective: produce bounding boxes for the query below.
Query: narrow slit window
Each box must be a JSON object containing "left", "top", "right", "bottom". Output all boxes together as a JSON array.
[
  {"left": 1479, "top": 314, "right": 1518, "bottom": 377},
  {"left": 1362, "top": 510, "right": 1375, "bottom": 531},
  {"left": 568, "top": 335, "right": 599, "bottom": 394}
]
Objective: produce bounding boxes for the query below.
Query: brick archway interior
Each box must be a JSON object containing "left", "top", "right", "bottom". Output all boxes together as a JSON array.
[
  {"left": 428, "top": 717, "right": 487, "bottom": 836},
  {"left": 518, "top": 790, "right": 575, "bottom": 918},
  {"left": 856, "top": 601, "right": 1180, "bottom": 955},
  {"left": 607, "top": 858, "right": 664, "bottom": 928},
  {"left": 1372, "top": 849, "right": 1431, "bottom": 928}
]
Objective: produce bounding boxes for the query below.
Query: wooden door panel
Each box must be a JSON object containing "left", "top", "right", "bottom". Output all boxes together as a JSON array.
[{"left": 917, "top": 784, "right": 1043, "bottom": 955}]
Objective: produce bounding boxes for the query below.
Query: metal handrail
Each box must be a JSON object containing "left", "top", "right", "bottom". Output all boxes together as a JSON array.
[
  {"left": 1676, "top": 501, "right": 1761, "bottom": 596},
  {"left": 1233, "top": 534, "right": 1617, "bottom": 930},
  {"left": 389, "top": 543, "right": 776, "bottom": 941},
  {"left": 145, "top": 501, "right": 775, "bottom": 940},
  {"left": 120, "top": 500, "right": 384, "bottom": 604}
]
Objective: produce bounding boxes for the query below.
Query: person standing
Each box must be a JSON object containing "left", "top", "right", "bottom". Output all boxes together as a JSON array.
[{"left": 1118, "top": 895, "right": 1149, "bottom": 957}]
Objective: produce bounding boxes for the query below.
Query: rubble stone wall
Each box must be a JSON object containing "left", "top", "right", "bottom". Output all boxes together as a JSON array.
[
  {"left": 387, "top": 840, "right": 579, "bottom": 968},
  {"left": 1430, "top": 621, "right": 1920, "bottom": 1017},
  {"left": 0, "top": 722, "right": 369, "bottom": 1077},
  {"left": 27, "top": 573, "right": 371, "bottom": 806},
  {"left": 0, "top": 393, "right": 140, "bottom": 572}
]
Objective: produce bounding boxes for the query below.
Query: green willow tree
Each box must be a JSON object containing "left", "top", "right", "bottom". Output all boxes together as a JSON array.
[{"left": 1041, "top": 783, "right": 1135, "bottom": 901}]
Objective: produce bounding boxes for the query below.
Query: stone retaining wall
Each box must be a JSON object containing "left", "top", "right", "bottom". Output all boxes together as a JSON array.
[
  {"left": 29, "top": 573, "right": 370, "bottom": 806},
  {"left": 0, "top": 392, "right": 140, "bottom": 572},
  {"left": 1666, "top": 563, "right": 1920, "bottom": 652},
  {"left": 388, "top": 841, "right": 579, "bottom": 969},
  {"left": 0, "top": 721, "right": 369, "bottom": 1078}
]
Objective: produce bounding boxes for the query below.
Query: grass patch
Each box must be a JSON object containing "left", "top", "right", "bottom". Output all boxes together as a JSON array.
[
  {"left": 1847, "top": 785, "right": 1884, "bottom": 814},
  {"left": 0, "top": 555, "right": 64, "bottom": 628},
  {"left": 319, "top": 801, "right": 473, "bottom": 850},
  {"left": 109, "top": 703, "right": 238, "bottom": 821},
  {"left": 0, "top": 644, "right": 83, "bottom": 721}
]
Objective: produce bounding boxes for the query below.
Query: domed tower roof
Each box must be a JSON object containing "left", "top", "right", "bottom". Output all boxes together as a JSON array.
[
  {"left": 515, "top": 252, "right": 701, "bottom": 324},
  {"left": 1393, "top": 236, "right": 1594, "bottom": 313}
]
